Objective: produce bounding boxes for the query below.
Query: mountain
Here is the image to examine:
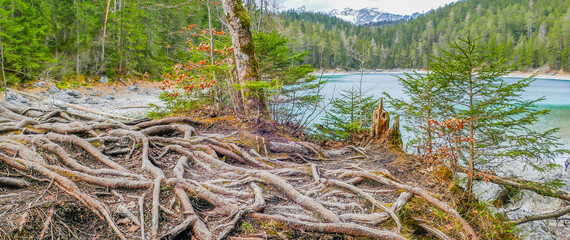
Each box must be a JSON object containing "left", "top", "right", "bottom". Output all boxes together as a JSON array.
[{"left": 327, "top": 7, "right": 420, "bottom": 25}]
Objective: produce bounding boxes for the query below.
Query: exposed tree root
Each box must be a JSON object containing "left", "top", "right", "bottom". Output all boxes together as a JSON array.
[{"left": 0, "top": 101, "right": 485, "bottom": 239}]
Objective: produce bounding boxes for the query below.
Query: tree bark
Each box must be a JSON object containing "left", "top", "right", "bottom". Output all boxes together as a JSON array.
[{"left": 221, "top": 0, "right": 270, "bottom": 121}]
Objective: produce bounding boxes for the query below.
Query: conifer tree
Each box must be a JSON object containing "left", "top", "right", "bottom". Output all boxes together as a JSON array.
[{"left": 390, "top": 34, "right": 568, "bottom": 194}]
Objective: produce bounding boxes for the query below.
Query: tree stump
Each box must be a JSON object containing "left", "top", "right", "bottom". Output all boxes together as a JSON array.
[
  {"left": 369, "top": 98, "right": 402, "bottom": 148},
  {"left": 370, "top": 98, "right": 390, "bottom": 141}
]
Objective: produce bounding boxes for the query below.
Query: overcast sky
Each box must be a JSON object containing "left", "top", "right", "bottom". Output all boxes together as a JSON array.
[{"left": 280, "top": 0, "right": 460, "bottom": 15}]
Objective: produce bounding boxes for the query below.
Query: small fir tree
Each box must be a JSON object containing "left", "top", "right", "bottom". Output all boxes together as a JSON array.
[
  {"left": 391, "top": 33, "right": 568, "bottom": 194},
  {"left": 316, "top": 88, "right": 377, "bottom": 143},
  {"left": 385, "top": 71, "right": 450, "bottom": 156}
]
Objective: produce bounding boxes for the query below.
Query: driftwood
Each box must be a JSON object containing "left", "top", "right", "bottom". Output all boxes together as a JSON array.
[{"left": 0, "top": 101, "right": 482, "bottom": 239}]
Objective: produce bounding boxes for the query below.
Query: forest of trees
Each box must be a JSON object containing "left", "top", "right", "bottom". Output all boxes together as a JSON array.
[
  {"left": 280, "top": 0, "right": 570, "bottom": 71},
  {"left": 0, "top": 0, "right": 208, "bottom": 84},
  {"left": 2, "top": 0, "right": 570, "bottom": 86}
]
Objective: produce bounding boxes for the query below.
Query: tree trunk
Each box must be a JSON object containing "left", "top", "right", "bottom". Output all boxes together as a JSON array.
[
  {"left": 221, "top": 0, "right": 270, "bottom": 121},
  {"left": 101, "top": 0, "right": 111, "bottom": 62}
]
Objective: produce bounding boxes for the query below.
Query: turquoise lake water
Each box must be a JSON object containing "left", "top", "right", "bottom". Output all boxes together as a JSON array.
[{"left": 318, "top": 73, "right": 570, "bottom": 163}]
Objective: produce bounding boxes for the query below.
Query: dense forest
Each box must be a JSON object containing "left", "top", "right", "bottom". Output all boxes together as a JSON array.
[
  {"left": 281, "top": 0, "right": 570, "bottom": 71},
  {"left": 0, "top": 0, "right": 206, "bottom": 84},
  {"left": 1, "top": 0, "right": 570, "bottom": 86}
]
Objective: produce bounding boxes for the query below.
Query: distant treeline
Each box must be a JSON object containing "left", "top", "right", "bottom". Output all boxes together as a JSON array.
[{"left": 279, "top": 0, "right": 570, "bottom": 72}]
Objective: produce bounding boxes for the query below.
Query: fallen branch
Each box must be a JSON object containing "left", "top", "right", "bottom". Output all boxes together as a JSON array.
[
  {"left": 507, "top": 205, "right": 570, "bottom": 225},
  {"left": 457, "top": 166, "right": 570, "bottom": 202}
]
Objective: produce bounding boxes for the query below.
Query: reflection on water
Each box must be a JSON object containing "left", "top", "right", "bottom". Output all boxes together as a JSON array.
[{"left": 318, "top": 73, "right": 570, "bottom": 162}]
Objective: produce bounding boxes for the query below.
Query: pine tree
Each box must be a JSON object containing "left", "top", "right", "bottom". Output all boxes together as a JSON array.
[
  {"left": 384, "top": 71, "right": 449, "bottom": 156},
  {"left": 429, "top": 33, "right": 567, "bottom": 193},
  {"left": 316, "top": 88, "right": 377, "bottom": 142}
]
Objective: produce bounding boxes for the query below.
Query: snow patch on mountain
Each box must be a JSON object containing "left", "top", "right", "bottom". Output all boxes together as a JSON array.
[{"left": 328, "top": 7, "right": 419, "bottom": 25}]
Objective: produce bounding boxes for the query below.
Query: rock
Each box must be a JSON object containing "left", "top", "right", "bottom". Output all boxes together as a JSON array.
[
  {"left": 113, "top": 87, "right": 118, "bottom": 91},
  {"left": 52, "top": 92, "right": 77, "bottom": 104},
  {"left": 100, "top": 75, "right": 109, "bottom": 84},
  {"left": 126, "top": 82, "right": 138, "bottom": 92},
  {"left": 518, "top": 190, "right": 562, "bottom": 213},
  {"left": 103, "top": 95, "right": 115, "bottom": 100},
  {"left": 52, "top": 99, "right": 68, "bottom": 110},
  {"left": 89, "top": 91, "right": 102, "bottom": 96},
  {"left": 507, "top": 206, "right": 557, "bottom": 240},
  {"left": 472, "top": 181, "right": 503, "bottom": 202},
  {"left": 6, "top": 92, "right": 29, "bottom": 104},
  {"left": 33, "top": 81, "right": 47, "bottom": 88},
  {"left": 65, "top": 90, "right": 82, "bottom": 98},
  {"left": 84, "top": 97, "right": 99, "bottom": 105},
  {"left": 49, "top": 86, "right": 60, "bottom": 94}
]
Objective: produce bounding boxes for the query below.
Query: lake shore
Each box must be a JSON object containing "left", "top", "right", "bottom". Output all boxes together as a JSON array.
[{"left": 314, "top": 69, "right": 570, "bottom": 81}]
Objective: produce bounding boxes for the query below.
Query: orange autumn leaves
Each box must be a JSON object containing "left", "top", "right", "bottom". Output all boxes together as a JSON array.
[
  {"left": 161, "top": 24, "right": 233, "bottom": 96},
  {"left": 422, "top": 118, "right": 474, "bottom": 166}
]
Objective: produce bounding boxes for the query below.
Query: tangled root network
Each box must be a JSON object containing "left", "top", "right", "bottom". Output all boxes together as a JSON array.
[{"left": 0, "top": 102, "right": 478, "bottom": 240}]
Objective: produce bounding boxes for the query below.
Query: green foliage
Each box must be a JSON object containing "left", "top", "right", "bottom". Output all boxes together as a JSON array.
[
  {"left": 0, "top": 0, "right": 51, "bottom": 82},
  {"left": 433, "top": 34, "right": 567, "bottom": 173},
  {"left": 0, "top": 0, "right": 200, "bottom": 84},
  {"left": 253, "top": 31, "right": 324, "bottom": 128},
  {"left": 280, "top": 0, "right": 570, "bottom": 71},
  {"left": 314, "top": 88, "right": 377, "bottom": 142},
  {"left": 147, "top": 91, "right": 206, "bottom": 119},
  {"left": 390, "top": 33, "right": 568, "bottom": 193},
  {"left": 385, "top": 71, "right": 450, "bottom": 155},
  {"left": 240, "top": 221, "right": 254, "bottom": 233}
]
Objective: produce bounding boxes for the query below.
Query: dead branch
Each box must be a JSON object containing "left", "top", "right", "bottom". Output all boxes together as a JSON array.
[
  {"left": 457, "top": 166, "right": 570, "bottom": 202},
  {"left": 507, "top": 205, "right": 570, "bottom": 225}
]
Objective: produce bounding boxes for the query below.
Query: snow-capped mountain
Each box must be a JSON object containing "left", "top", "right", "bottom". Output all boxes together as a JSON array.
[{"left": 328, "top": 7, "right": 420, "bottom": 25}]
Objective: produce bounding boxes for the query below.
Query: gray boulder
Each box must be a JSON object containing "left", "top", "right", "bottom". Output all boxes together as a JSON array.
[
  {"left": 84, "top": 97, "right": 99, "bottom": 105},
  {"left": 52, "top": 92, "right": 77, "bottom": 104},
  {"left": 100, "top": 75, "right": 109, "bottom": 84},
  {"left": 89, "top": 91, "right": 102, "bottom": 96},
  {"left": 103, "top": 95, "right": 115, "bottom": 100},
  {"left": 64, "top": 89, "right": 82, "bottom": 98},
  {"left": 48, "top": 86, "right": 59, "bottom": 94},
  {"left": 126, "top": 82, "right": 139, "bottom": 92},
  {"left": 51, "top": 99, "right": 68, "bottom": 110},
  {"left": 507, "top": 206, "right": 557, "bottom": 240},
  {"left": 472, "top": 181, "right": 503, "bottom": 202},
  {"left": 6, "top": 92, "right": 29, "bottom": 104}
]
